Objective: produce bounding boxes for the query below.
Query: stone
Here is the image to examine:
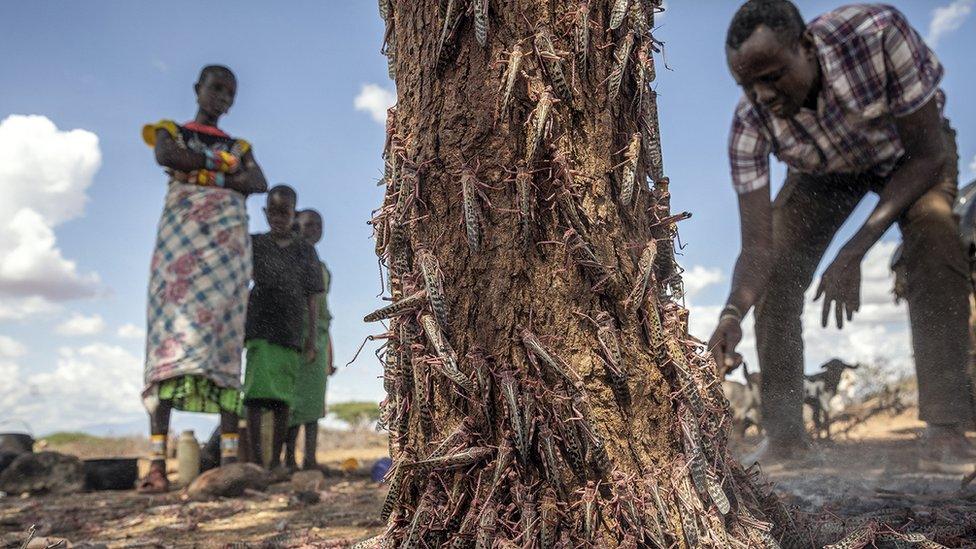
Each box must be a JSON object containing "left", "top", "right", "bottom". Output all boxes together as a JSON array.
[
  {"left": 0, "top": 451, "right": 85, "bottom": 495},
  {"left": 290, "top": 469, "right": 325, "bottom": 492},
  {"left": 26, "top": 537, "right": 72, "bottom": 548},
  {"left": 185, "top": 463, "right": 271, "bottom": 500}
]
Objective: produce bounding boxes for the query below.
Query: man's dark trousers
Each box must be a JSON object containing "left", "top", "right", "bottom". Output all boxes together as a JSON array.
[{"left": 755, "top": 124, "right": 973, "bottom": 444}]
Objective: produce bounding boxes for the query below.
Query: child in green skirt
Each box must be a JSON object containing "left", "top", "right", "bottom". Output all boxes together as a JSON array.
[
  {"left": 285, "top": 209, "right": 335, "bottom": 471},
  {"left": 243, "top": 186, "right": 324, "bottom": 471}
]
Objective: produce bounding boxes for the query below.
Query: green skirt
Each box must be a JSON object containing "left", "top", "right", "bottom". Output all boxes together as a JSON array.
[
  {"left": 290, "top": 333, "right": 330, "bottom": 426},
  {"left": 158, "top": 375, "right": 243, "bottom": 415},
  {"left": 243, "top": 339, "right": 299, "bottom": 406}
]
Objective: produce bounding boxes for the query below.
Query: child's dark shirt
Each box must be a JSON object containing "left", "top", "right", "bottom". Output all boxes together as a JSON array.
[{"left": 245, "top": 233, "right": 324, "bottom": 350}]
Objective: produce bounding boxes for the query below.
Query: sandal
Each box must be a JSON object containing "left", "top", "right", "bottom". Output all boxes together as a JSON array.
[{"left": 136, "top": 466, "right": 170, "bottom": 493}]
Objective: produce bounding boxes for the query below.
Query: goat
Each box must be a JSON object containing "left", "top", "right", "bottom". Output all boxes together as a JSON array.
[
  {"left": 721, "top": 354, "right": 763, "bottom": 437},
  {"left": 723, "top": 371, "right": 762, "bottom": 437},
  {"left": 803, "top": 359, "right": 859, "bottom": 440}
]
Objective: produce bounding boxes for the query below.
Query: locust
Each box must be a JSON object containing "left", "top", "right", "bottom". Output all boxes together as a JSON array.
[
  {"left": 824, "top": 522, "right": 877, "bottom": 549},
  {"left": 619, "top": 132, "right": 641, "bottom": 206},
  {"left": 460, "top": 163, "right": 487, "bottom": 253},
  {"left": 403, "top": 447, "right": 492, "bottom": 472},
  {"left": 526, "top": 88, "right": 555, "bottom": 165},
  {"left": 574, "top": 1, "right": 591, "bottom": 73},
  {"left": 473, "top": 0, "right": 488, "bottom": 47},
  {"left": 536, "top": 423, "right": 563, "bottom": 491},
  {"left": 379, "top": 463, "right": 405, "bottom": 521},
  {"left": 680, "top": 407, "right": 730, "bottom": 515},
  {"left": 539, "top": 487, "right": 560, "bottom": 548},
  {"left": 420, "top": 314, "right": 475, "bottom": 395},
  {"left": 673, "top": 465, "right": 703, "bottom": 548},
  {"left": 411, "top": 355, "right": 434, "bottom": 434},
  {"left": 474, "top": 504, "right": 498, "bottom": 549},
  {"left": 364, "top": 289, "right": 427, "bottom": 322},
  {"left": 498, "top": 368, "right": 529, "bottom": 461},
  {"left": 497, "top": 46, "right": 524, "bottom": 117},
  {"left": 625, "top": 239, "right": 657, "bottom": 311},
  {"left": 580, "top": 481, "right": 600, "bottom": 543},
  {"left": 641, "top": 89, "right": 664, "bottom": 181},
  {"left": 520, "top": 328, "right": 581, "bottom": 391},
  {"left": 628, "top": 0, "right": 651, "bottom": 37},
  {"left": 488, "top": 438, "right": 514, "bottom": 500},
  {"left": 608, "top": 32, "right": 635, "bottom": 101},
  {"left": 534, "top": 30, "right": 572, "bottom": 102},
  {"left": 551, "top": 148, "right": 590, "bottom": 239},
  {"left": 435, "top": 0, "right": 464, "bottom": 75},
  {"left": 609, "top": 0, "right": 631, "bottom": 30},
  {"left": 416, "top": 248, "right": 451, "bottom": 336}
]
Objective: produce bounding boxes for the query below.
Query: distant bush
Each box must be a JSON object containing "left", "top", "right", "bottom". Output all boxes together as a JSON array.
[
  {"left": 330, "top": 401, "right": 381, "bottom": 431},
  {"left": 41, "top": 431, "right": 99, "bottom": 444},
  {"left": 39, "top": 432, "right": 148, "bottom": 459}
]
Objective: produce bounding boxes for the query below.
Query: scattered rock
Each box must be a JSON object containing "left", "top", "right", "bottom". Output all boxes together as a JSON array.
[
  {"left": 291, "top": 469, "right": 324, "bottom": 492},
  {"left": 0, "top": 452, "right": 85, "bottom": 495},
  {"left": 26, "top": 536, "right": 71, "bottom": 548},
  {"left": 292, "top": 490, "right": 321, "bottom": 505},
  {"left": 185, "top": 463, "right": 270, "bottom": 500},
  {"left": 0, "top": 451, "right": 19, "bottom": 475}
]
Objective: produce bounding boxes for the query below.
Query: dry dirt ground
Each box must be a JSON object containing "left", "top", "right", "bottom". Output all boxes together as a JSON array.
[{"left": 2, "top": 414, "right": 976, "bottom": 547}]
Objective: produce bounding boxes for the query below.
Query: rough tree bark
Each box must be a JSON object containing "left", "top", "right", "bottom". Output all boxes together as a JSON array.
[{"left": 362, "top": 1, "right": 799, "bottom": 547}]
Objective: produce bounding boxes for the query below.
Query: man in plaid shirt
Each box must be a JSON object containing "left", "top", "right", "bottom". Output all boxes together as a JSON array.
[{"left": 709, "top": 0, "right": 973, "bottom": 471}]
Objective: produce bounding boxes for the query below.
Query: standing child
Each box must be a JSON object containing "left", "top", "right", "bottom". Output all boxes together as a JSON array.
[
  {"left": 285, "top": 209, "right": 336, "bottom": 471},
  {"left": 140, "top": 65, "right": 267, "bottom": 493},
  {"left": 244, "top": 186, "right": 324, "bottom": 471}
]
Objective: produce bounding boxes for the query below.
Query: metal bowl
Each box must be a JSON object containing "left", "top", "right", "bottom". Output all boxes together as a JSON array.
[
  {"left": 0, "top": 433, "right": 34, "bottom": 455},
  {"left": 83, "top": 458, "right": 139, "bottom": 491}
]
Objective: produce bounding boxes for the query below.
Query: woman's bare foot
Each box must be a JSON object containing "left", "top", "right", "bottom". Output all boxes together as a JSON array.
[{"left": 136, "top": 466, "right": 170, "bottom": 494}]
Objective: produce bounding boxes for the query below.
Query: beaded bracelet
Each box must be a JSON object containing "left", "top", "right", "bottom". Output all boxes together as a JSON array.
[
  {"left": 203, "top": 149, "right": 216, "bottom": 171},
  {"left": 719, "top": 304, "right": 743, "bottom": 323}
]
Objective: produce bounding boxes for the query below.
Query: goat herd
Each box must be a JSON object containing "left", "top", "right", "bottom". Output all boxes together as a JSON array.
[{"left": 722, "top": 357, "right": 860, "bottom": 440}]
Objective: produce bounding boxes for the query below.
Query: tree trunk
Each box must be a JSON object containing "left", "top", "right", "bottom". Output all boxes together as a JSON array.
[{"left": 365, "top": 1, "right": 797, "bottom": 547}]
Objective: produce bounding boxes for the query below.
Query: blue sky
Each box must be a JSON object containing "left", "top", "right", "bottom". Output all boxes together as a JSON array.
[{"left": 0, "top": 1, "right": 973, "bottom": 435}]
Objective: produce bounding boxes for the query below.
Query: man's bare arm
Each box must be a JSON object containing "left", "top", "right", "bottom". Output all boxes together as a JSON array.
[
  {"left": 815, "top": 97, "right": 947, "bottom": 328},
  {"left": 726, "top": 185, "right": 775, "bottom": 315},
  {"left": 845, "top": 98, "right": 946, "bottom": 257},
  {"left": 709, "top": 185, "right": 773, "bottom": 373}
]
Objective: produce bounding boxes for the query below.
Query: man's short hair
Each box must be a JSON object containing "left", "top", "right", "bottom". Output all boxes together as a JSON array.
[
  {"left": 198, "top": 64, "right": 236, "bottom": 84},
  {"left": 726, "top": 0, "right": 806, "bottom": 50},
  {"left": 268, "top": 184, "right": 297, "bottom": 205}
]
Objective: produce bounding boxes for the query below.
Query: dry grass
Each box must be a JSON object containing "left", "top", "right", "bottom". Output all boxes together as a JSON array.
[
  {"left": 37, "top": 427, "right": 389, "bottom": 464},
  {"left": 38, "top": 432, "right": 149, "bottom": 459}
]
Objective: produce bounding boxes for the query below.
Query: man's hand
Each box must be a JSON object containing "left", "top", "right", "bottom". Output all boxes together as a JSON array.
[
  {"left": 814, "top": 248, "right": 863, "bottom": 329},
  {"left": 709, "top": 316, "right": 743, "bottom": 377}
]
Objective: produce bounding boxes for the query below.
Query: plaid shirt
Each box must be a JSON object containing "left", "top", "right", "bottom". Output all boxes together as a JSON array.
[{"left": 729, "top": 4, "right": 945, "bottom": 194}]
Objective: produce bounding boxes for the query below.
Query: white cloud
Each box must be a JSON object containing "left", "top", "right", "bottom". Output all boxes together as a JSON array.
[
  {"left": 927, "top": 0, "right": 974, "bottom": 48},
  {"left": 56, "top": 313, "right": 105, "bottom": 336},
  {"left": 0, "top": 335, "right": 26, "bottom": 358},
  {"left": 686, "top": 241, "right": 911, "bottom": 377},
  {"left": 682, "top": 265, "right": 723, "bottom": 299},
  {"left": 0, "top": 296, "right": 60, "bottom": 321},
  {"left": 5, "top": 343, "right": 144, "bottom": 433},
  {"left": 353, "top": 84, "right": 396, "bottom": 125},
  {"left": 0, "top": 115, "right": 101, "bottom": 312},
  {"left": 116, "top": 323, "right": 145, "bottom": 340},
  {"left": 0, "top": 360, "right": 22, "bottom": 411}
]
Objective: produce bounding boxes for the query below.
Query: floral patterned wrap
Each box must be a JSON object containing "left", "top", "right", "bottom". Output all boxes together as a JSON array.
[{"left": 143, "top": 183, "right": 251, "bottom": 396}]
